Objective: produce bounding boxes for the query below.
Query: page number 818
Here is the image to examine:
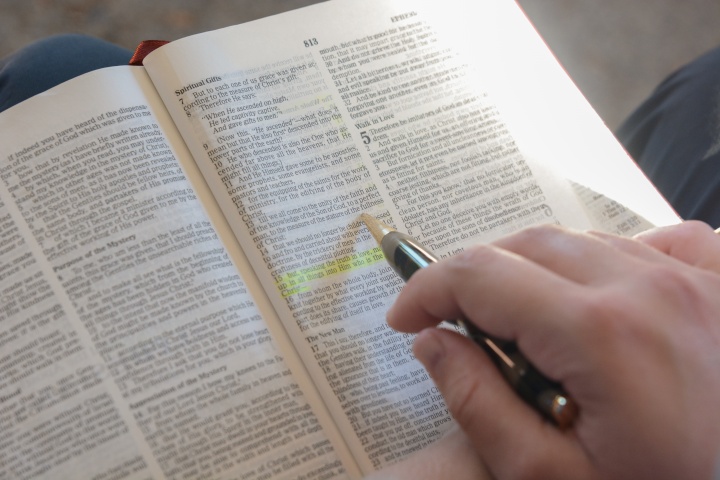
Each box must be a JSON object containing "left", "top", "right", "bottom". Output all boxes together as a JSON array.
[{"left": 304, "top": 38, "right": 318, "bottom": 47}]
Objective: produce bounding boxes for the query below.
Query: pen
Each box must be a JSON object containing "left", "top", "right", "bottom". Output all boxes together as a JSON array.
[{"left": 360, "top": 213, "right": 578, "bottom": 429}]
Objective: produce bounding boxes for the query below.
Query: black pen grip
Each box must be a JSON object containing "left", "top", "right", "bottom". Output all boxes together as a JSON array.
[
  {"left": 458, "top": 320, "right": 577, "bottom": 429},
  {"left": 377, "top": 228, "right": 577, "bottom": 428}
]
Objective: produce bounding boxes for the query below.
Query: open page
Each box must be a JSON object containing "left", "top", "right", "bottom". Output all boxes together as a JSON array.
[
  {"left": 145, "top": 0, "right": 678, "bottom": 473},
  {"left": 0, "top": 67, "right": 349, "bottom": 479}
]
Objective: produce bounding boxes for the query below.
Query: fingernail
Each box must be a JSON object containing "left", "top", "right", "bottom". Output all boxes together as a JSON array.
[
  {"left": 385, "top": 305, "right": 399, "bottom": 330},
  {"left": 385, "top": 305, "right": 395, "bottom": 323},
  {"left": 412, "top": 328, "right": 446, "bottom": 374}
]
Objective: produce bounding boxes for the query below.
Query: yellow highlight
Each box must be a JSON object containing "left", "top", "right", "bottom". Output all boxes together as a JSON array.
[{"left": 276, "top": 248, "right": 385, "bottom": 297}]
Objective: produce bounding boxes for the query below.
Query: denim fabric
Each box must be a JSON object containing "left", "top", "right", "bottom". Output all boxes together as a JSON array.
[
  {"left": 0, "top": 34, "right": 131, "bottom": 113},
  {"left": 617, "top": 46, "right": 720, "bottom": 227}
]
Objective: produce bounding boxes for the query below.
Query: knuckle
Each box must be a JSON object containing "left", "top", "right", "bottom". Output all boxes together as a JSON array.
[
  {"left": 639, "top": 264, "right": 700, "bottom": 301},
  {"left": 446, "top": 244, "right": 498, "bottom": 273},
  {"left": 572, "top": 291, "right": 632, "bottom": 339},
  {"left": 673, "top": 219, "right": 714, "bottom": 240},
  {"left": 517, "top": 223, "right": 566, "bottom": 238},
  {"left": 503, "top": 224, "right": 568, "bottom": 246},
  {"left": 573, "top": 265, "right": 703, "bottom": 338},
  {"left": 637, "top": 266, "right": 716, "bottom": 328},
  {"left": 659, "top": 221, "right": 716, "bottom": 253}
]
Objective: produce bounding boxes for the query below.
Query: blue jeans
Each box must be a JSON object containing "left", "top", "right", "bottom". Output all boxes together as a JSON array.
[
  {"left": 2, "top": 34, "right": 719, "bottom": 226},
  {"left": 616, "top": 47, "right": 720, "bottom": 227},
  {"left": 0, "top": 34, "right": 131, "bottom": 112}
]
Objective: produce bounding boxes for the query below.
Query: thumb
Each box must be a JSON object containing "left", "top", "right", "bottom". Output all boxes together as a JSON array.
[{"left": 413, "top": 328, "right": 593, "bottom": 479}]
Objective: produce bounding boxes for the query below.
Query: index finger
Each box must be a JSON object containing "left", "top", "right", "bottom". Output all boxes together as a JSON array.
[{"left": 386, "top": 241, "right": 581, "bottom": 346}]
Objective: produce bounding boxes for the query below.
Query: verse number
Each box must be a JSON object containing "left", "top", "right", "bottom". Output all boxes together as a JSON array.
[{"left": 303, "top": 38, "right": 319, "bottom": 47}]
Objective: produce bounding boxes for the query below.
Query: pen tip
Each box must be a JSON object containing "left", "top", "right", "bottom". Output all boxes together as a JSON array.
[{"left": 360, "top": 213, "right": 396, "bottom": 244}]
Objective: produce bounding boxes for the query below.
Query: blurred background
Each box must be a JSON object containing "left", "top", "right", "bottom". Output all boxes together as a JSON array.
[{"left": 1, "top": 0, "right": 719, "bottom": 131}]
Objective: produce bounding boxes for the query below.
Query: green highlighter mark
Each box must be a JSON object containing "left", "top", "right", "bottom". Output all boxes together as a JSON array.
[{"left": 276, "top": 247, "right": 384, "bottom": 297}]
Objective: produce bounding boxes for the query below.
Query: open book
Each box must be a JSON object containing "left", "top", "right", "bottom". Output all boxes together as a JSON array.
[{"left": 0, "top": 0, "right": 679, "bottom": 478}]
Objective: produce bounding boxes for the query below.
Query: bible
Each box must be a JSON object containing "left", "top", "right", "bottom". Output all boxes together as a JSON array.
[{"left": 0, "top": 0, "right": 678, "bottom": 478}]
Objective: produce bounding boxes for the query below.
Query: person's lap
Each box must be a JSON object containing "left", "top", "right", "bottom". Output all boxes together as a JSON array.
[
  {"left": 616, "top": 46, "right": 720, "bottom": 227},
  {"left": 0, "top": 34, "right": 131, "bottom": 113}
]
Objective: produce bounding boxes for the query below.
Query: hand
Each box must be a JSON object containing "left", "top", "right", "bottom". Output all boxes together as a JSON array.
[{"left": 387, "top": 221, "right": 720, "bottom": 480}]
